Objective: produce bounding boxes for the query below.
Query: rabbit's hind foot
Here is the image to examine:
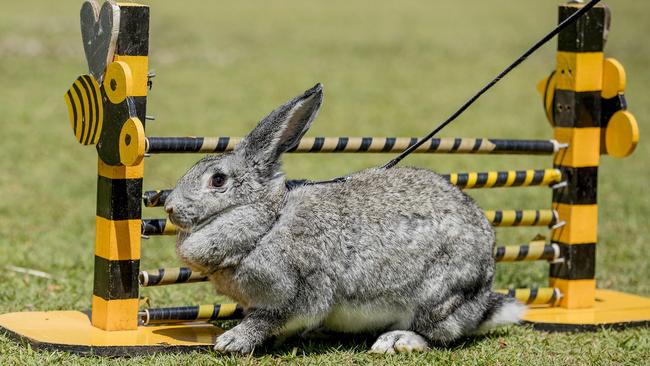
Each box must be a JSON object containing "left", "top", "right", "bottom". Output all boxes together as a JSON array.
[{"left": 368, "top": 330, "right": 429, "bottom": 354}]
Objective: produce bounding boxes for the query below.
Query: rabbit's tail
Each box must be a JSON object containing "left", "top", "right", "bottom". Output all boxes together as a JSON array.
[{"left": 475, "top": 292, "right": 526, "bottom": 333}]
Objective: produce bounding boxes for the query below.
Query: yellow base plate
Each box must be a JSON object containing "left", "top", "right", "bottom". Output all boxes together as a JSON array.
[
  {"left": 524, "top": 289, "right": 650, "bottom": 331},
  {"left": 1, "top": 290, "right": 649, "bottom": 356},
  {"left": 0, "top": 310, "right": 223, "bottom": 356}
]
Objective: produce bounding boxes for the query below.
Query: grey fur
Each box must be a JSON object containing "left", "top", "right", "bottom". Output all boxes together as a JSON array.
[{"left": 165, "top": 83, "right": 523, "bottom": 354}]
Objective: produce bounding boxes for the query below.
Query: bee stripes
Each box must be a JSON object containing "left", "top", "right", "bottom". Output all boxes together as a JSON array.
[
  {"left": 443, "top": 169, "right": 562, "bottom": 189},
  {"left": 494, "top": 242, "right": 561, "bottom": 262},
  {"left": 64, "top": 75, "right": 103, "bottom": 145},
  {"left": 496, "top": 287, "right": 562, "bottom": 306},
  {"left": 145, "top": 136, "right": 560, "bottom": 155},
  {"left": 139, "top": 267, "right": 207, "bottom": 287},
  {"left": 139, "top": 303, "right": 245, "bottom": 325}
]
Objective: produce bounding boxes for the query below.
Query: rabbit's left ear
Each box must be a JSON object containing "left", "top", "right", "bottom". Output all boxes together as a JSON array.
[{"left": 238, "top": 83, "right": 323, "bottom": 177}]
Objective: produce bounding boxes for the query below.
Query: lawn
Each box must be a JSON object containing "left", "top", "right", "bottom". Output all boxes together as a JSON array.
[{"left": 1, "top": 0, "right": 649, "bottom": 364}]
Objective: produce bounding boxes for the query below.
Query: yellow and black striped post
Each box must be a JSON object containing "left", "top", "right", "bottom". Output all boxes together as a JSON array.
[
  {"left": 547, "top": 2, "right": 606, "bottom": 309},
  {"left": 92, "top": 3, "right": 150, "bottom": 331}
]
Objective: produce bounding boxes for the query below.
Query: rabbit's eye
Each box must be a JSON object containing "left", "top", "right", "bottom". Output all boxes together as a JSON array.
[{"left": 210, "top": 173, "right": 227, "bottom": 188}]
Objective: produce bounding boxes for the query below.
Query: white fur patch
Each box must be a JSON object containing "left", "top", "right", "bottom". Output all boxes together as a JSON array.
[
  {"left": 323, "top": 304, "right": 413, "bottom": 333},
  {"left": 369, "top": 330, "right": 429, "bottom": 354},
  {"left": 279, "top": 304, "right": 413, "bottom": 337},
  {"left": 476, "top": 301, "right": 526, "bottom": 333}
]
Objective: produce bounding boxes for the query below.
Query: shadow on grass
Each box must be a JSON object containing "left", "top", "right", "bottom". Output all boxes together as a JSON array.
[{"left": 252, "top": 328, "right": 510, "bottom": 357}]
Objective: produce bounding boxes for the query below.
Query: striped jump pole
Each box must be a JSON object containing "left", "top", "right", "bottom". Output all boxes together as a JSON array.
[
  {"left": 139, "top": 241, "right": 561, "bottom": 287},
  {"left": 494, "top": 242, "right": 560, "bottom": 262},
  {"left": 141, "top": 209, "right": 560, "bottom": 236},
  {"left": 139, "top": 268, "right": 208, "bottom": 287},
  {"left": 145, "top": 136, "right": 563, "bottom": 155},
  {"left": 486, "top": 209, "right": 559, "bottom": 227},
  {"left": 139, "top": 287, "right": 561, "bottom": 325},
  {"left": 141, "top": 218, "right": 176, "bottom": 236},
  {"left": 442, "top": 169, "right": 561, "bottom": 189},
  {"left": 142, "top": 168, "right": 563, "bottom": 208},
  {"left": 139, "top": 303, "right": 244, "bottom": 325},
  {"left": 495, "top": 287, "right": 562, "bottom": 306}
]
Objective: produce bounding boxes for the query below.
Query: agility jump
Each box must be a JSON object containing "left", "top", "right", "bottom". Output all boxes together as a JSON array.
[{"left": 0, "top": 0, "right": 647, "bottom": 356}]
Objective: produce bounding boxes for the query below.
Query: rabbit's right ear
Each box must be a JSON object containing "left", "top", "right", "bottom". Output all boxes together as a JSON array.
[{"left": 237, "top": 83, "right": 323, "bottom": 178}]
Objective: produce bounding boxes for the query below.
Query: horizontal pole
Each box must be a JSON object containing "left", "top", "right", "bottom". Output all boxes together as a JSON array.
[
  {"left": 487, "top": 209, "right": 559, "bottom": 227},
  {"left": 141, "top": 218, "right": 176, "bottom": 236},
  {"left": 495, "top": 287, "right": 562, "bottom": 306},
  {"left": 441, "top": 169, "right": 561, "bottom": 189},
  {"left": 146, "top": 136, "right": 561, "bottom": 155},
  {"left": 494, "top": 242, "right": 560, "bottom": 262},
  {"left": 142, "top": 190, "right": 170, "bottom": 208},
  {"left": 141, "top": 209, "right": 559, "bottom": 236},
  {"left": 139, "top": 267, "right": 208, "bottom": 287},
  {"left": 139, "top": 287, "right": 561, "bottom": 325},
  {"left": 139, "top": 241, "right": 559, "bottom": 288},
  {"left": 143, "top": 168, "right": 561, "bottom": 208},
  {"left": 139, "top": 303, "right": 244, "bottom": 325}
]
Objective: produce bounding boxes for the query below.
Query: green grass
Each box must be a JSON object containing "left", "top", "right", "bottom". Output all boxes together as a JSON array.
[{"left": 1, "top": 0, "right": 649, "bottom": 364}]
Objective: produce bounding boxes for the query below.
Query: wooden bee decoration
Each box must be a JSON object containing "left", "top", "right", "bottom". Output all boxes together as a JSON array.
[{"left": 64, "top": 0, "right": 148, "bottom": 167}]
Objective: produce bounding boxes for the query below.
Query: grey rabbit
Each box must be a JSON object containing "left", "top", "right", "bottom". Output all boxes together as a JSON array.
[{"left": 164, "top": 83, "right": 525, "bottom": 354}]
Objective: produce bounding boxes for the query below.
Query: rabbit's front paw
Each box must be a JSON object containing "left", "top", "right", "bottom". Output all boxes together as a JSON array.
[
  {"left": 214, "top": 327, "right": 258, "bottom": 354},
  {"left": 369, "top": 330, "right": 429, "bottom": 354}
]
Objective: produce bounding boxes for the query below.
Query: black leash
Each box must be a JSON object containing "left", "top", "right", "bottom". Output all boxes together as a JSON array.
[
  {"left": 302, "top": 0, "right": 601, "bottom": 187},
  {"left": 382, "top": 0, "right": 602, "bottom": 169}
]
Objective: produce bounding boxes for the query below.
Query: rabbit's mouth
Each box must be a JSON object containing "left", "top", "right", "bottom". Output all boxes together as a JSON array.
[{"left": 172, "top": 205, "right": 238, "bottom": 233}]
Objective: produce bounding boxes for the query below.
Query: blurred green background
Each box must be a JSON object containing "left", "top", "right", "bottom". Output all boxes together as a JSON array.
[{"left": 0, "top": 1, "right": 648, "bottom": 364}]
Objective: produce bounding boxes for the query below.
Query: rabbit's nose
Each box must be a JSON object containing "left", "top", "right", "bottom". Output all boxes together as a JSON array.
[{"left": 165, "top": 205, "right": 174, "bottom": 214}]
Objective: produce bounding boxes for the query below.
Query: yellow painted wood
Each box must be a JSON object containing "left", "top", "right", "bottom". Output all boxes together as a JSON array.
[
  {"left": 524, "top": 289, "right": 650, "bottom": 325},
  {"left": 602, "top": 58, "right": 626, "bottom": 99},
  {"left": 74, "top": 78, "right": 91, "bottom": 142},
  {"left": 91, "top": 296, "right": 139, "bottom": 331},
  {"left": 162, "top": 267, "right": 180, "bottom": 283},
  {"left": 95, "top": 217, "right": 141, "bottom": 260},
  {"left": 197, "top": 305, "right": 214, "bottom": 320},
  {"left": 551, "top": 204, "right": 598, "bottom": 244},
  {"left": 98, "top": 159, "right": 144, "bottom": 179},
  {"left": 555, "top": 52, "right": 604, "bottom": 92},
  {"left": 502, "top": 245, "right": 520, "bottom": 261},
  {"left": 217, "top": 303, "right": 238, "bottom": 318},
  {"left": 553, "top": 127, "right": 601, "bottom": 167},
  {"left": 548, "top": 278, "right": 596, "bottom": 309},
  {"left": 537, "top": 72, "right": 557, "bottom": 126},
  {"left": 527, "top": 241, "right": 546, "bottom": 259},
  {"left": 64, "top": 75, "right": 104, "bottom": 145},
  {"left": 113, "top": 55, "right": 149, "bottom": 97},
  {"left": 466, "top": 172, "right": 478, "bottom": 188},
  {"left": 495, "top": 288, "right": 560, "bottom": 306},
  {"left": 119, "top": 117, "right": 146, "bottom": 166},
  {"left": 0, "top": 310, "right": 221, "bottom": 348},
  {"left": 605, "top": 110, "right": 639, "bottom": 158},
  {"left": 162, "top": 219, "right": 177, "bottom": 235},
  {"left": 104, "top": 61, "right": 133, "bottom": 104},
  {"left": 485, "top": 171, "right": 498, "bottom": 187}
]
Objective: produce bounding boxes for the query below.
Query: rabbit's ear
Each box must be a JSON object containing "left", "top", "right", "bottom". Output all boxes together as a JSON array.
[{"left": 238, "top": 83, "right": 323, "bottom": 177}]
